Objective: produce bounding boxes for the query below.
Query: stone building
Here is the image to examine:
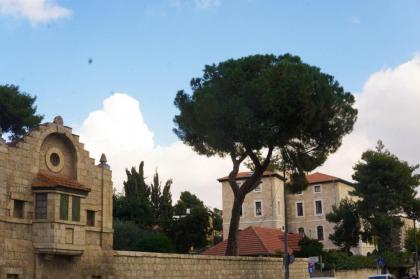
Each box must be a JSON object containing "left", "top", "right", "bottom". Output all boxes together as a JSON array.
[
  {"left": 0, "top": 116, "right": 114, "bottom": 278},
  {"left": 219, "top": 171, "right": 375, "bottom": 255}
]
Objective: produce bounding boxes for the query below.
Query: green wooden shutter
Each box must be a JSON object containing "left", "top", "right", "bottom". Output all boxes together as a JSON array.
[
  {"left": 72, "top": 196, "right": 80, "bottom": 221},
  {"left": 60, "top": 194, "right": 69, "bottom": 220}
]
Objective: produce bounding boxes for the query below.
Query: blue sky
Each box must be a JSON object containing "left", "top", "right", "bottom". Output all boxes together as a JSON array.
[{"left": 1, "top": 0, "right": 420, "bottom": 146}]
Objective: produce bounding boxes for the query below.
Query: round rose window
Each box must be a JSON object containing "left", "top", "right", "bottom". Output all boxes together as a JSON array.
[{"left": 46, "top": 148, "right": 64, "bottom": 172}]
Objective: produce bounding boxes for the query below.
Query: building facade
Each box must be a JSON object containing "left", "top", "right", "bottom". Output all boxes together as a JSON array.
[
  {"left": 219, "top": 171, "right": 374, "bottom": 255},
  {"left": 0, "top": 116, "right": 114, "bottom": 278}
]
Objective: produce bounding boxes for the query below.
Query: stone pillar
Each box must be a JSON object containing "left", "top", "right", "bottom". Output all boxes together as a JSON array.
[{"left": 98, "top": 153, "right": 113, "bottom": 249}]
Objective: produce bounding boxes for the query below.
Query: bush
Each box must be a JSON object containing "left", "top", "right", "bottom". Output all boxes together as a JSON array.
[
  {"left": 294, "top": 236, "right": 324, "bottom": 257},
  {"left": 136, "top": 232, "right": 174, "bottom": 253},
  {"left": 113, "top": 220, "right": 174, "bottom": 253},
  {"left": 323, "top": 250, "right": 376, "bottom": 270}
]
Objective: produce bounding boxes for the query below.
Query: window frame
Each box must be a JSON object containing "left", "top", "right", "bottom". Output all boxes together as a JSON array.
[
  {"left": 298, "top": 227, "right": 305, "bottom": 234},
  {"left": 35, "top": 193, "right": 48, "bottom": 219},
  {"left": 295, "top": 201, "right": 304, "bottom": 217},
  {"left": 313, "top": 184, "right": 322, "bottom": 193},
  {"left": 254, "top": 200, "right": 263, "bottom": 217},
  {"left": 314, "top": 199, "right": 323, "bottom": 216},
  {"left": 87, "top": 210, "right": 96, "bottom": 226},
  {"left": 60, "top": 194, "right": 69, "bottom": 221},
  {"left": 72, "top": 196, "right": 81, "bottom": 222},
  {"left": 316, "top": 225, "right": 324, "bottom": 241},
  {"left": 13, "top": 199, "right": 24, "bottom": 219}
]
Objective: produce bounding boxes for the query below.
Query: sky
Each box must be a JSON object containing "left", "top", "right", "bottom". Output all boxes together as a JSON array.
[{"left": 1, "top": 0, "right": 420, "bottom": 208}]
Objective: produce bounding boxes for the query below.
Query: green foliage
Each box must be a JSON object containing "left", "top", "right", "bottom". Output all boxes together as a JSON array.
[
  {"left": 326, "top": 199, "right": 361, "bottom": 253},
  {"left": 113, "top": 220, "right": 143, "bottom": 251},
  {"left": 294, "top": 236, "right": 324, "bottom": 257},
  {"left": 404, "top": 227, "right": 420, "bottom": 253},
  {"left": 173, "top": 54, "right": 357, "bottom": 158},
  {"left": 0, "top": 84, "right": 43, "bottom": 140},
  {"left": 136, "top": 232, "right": 175, "bottom": 253},
  {"left": 150, "top": 170, "right": 173, "bottom": 228},
  {"left": 173, "top": 54, "right": 357, "bottom": 255},
  {"left": 322, "top": 250, "right": 376, "bottom": 270},
  {"left": 170, "top": 191, "right": 211, "bottom": 253},
  {"left": 352, "top": 141, "right": 420, "bottom": 252},
  {"left": 113, "top": 220, "right": 174, "bottom": 253}
]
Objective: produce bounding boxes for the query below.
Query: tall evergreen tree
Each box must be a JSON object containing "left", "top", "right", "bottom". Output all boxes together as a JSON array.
[
  {"left": 351, "top": 141, "right": 420, "bottom": 252},
  {"left": 122, "top": 162, "right": 152, "bottom": 227},
  {"left": 159, "top": 180, "right": 173, "bottom": 229},
  {"left": 173, "top": 54, "right": 357, "bottom": 256}
]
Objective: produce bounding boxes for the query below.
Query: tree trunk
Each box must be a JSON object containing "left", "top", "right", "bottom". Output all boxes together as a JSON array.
[{"left": 225, "top": 194, "right": 244, "bottom": 256}]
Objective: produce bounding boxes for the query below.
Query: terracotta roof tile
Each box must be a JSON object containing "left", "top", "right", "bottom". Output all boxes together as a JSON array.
[
  {"left": 218, "top": 171, "right": 353, "bottom": 186},
  {"left": 201, "top": 226, "right": 302, "bottom": 256},
  {"left": 32, "top": 171, "right": 90, "bottom": 193}
]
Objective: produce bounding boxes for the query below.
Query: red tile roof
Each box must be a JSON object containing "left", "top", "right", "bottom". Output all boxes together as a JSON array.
[
  {"left": 217, "top": 171, "right": 284, "bottom": 182},
  {"left": 32, "top": 171, "right": 90, "bottom": 193},
  {"left": 201, "top": 226, "right": 302, "bottom": 256},
  {"left": 218, "top": 171, "right": 353, "bottom": 186},
  {"left": 306, "top": 172, "right": 353, "bottom": 185}
]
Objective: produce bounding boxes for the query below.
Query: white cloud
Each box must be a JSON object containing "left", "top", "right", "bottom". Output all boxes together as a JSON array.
[
  {"left": 78, "top": 56, "right": 420, "bottom": 207},
  {"left": 0, "top": 0, "right": 71, "bottom": 24},
  {"left": 78, "top": 93, "right": 231, "bottom": 208},
  {"left": 318, "top": 55, "right": 420, "bottom": 180},
  {"left": 171, "top": 0, "right": 221, "bottom": 9}
]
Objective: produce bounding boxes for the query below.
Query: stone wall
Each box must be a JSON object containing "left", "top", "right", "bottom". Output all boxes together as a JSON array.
[
  {"left": 113, "top": 251, "right": 308, "bottom": 279},
  {"left": 335, "top": 268, "right": 377, "bottom": 279}
]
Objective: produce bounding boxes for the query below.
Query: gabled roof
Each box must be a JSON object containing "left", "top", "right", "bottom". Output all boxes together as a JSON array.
[
  {"left": 306, "top": 172, "right": 353, "bottom": 186},
  {"left": 201, "top": 226, "right": 302, "bottom": 256},
  {"left": 32, "top": 171, "right": 91, "bottom": 193},
  {"left": 218, "top": 171, "right": 353, "bottom": 186}
]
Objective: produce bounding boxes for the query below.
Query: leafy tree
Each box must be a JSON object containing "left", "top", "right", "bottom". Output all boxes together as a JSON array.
[
  {"left": 171, "top": 191, "right": 211, "bottom": 253},
  {"left": 211, "top": 208, "right": 223, "bottom": 244},
  {"left": 294, "top": 236, "right": 324, "bottom": 257},
  {"left": 173, "top": 54, "right": 357, "bottom": 255},
  {"left": 117, "top": 162, "right": 153, "bottom": 227},
  {"left": 352, "top": 141, "right": 420, "bottom": 252},
  {"left": 136, "top": 232, "right": 175, "bottom": 253},
  {"left": 113, "top": 220, "right": 143, "bottom": 251},
  {"left": 159, "top": 180, "right": 173, "bottom": 230},
  {"left": 0, "top": 84, "right": 43, "bottom": 140},
  {"left": 150, "top": 170, "right": 173, "bottom": 229},
  {"left": 326, "top": 199, "right": 361, "bottom": 253},
  {"left": 404, "top": 227, "right": 420, "bottom": 253}
]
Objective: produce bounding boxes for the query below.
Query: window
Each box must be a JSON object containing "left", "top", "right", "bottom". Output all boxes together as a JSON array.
[
  {"left": 13, "top": 200, "right": 24, "bottom": 219},
  {"left": 254, "top": 181, "right": 262, "bottom": 192},
  {"left": 87, "top": 210, "right": 95, "bottom": 226},
  {"left": 296, "top": 191, "right": 303, "bottom": 195},
  {"left": 72, "top": 196, "right": 80, "bottom": 222},
  {"left": 60, "top": 194, "right": 69, "bottom": 220},
  {"left": 298, "top": 227, "right": 305, "bottom": 234},
  {"left": 296, "top": 202, "right": 304, "bottom": 217},
  {"left": 92, "top": 276, "right": 101, "bottom": 279},
  {"left": 7, "top": 274, "right": 19, "bottom": 279},
  {"left": 35, "top": 193, "right": 47, "bottom": 219},
  {"left": 277, "top": 201, "right": 281, "bottom": 215},
  {"left": 315, "top": 200, "right": 323, "bottom": 215},
  {"left": 314, "top": 185, "right": 322, "bottom": 193},
  {"left": 255, "top": 201, "right": 262, "bottom": 216},
  {"left": 317, "top": 226, "right": 324, "bottom": 241}
]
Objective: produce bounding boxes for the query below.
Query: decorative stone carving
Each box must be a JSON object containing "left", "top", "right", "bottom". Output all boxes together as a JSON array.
[{"left": 53, "top": 116, "right": 64, "bottom": 126}]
